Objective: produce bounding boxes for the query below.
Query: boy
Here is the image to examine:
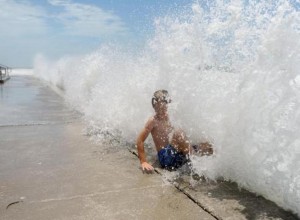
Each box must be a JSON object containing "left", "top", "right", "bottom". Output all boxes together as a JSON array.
[{"left": 136, "top": 90, "right": 213, "bottom": 172}]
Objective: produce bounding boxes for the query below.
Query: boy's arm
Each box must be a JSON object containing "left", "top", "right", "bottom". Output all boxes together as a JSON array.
[{"left": 136, "top": 118, "right": 154, "bottom": 172}]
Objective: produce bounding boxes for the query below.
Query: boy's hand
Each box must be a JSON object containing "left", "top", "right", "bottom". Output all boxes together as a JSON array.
[
  {"left": 200, "top": 142, "right": 214, "bottom": 156},
  {"left": 141, "top": 162, "right": 154, "bottom": 173}
]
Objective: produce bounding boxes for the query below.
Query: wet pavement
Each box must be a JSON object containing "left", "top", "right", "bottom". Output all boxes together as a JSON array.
[
  {"left": 128, "top": 146, "right": 299, "bottom": 220},
  {"left": 0, "top": 75, "right": 213, "bottom": 219},
  {"left": 1, "top": 75, "right": 299, "bottom": 220}
]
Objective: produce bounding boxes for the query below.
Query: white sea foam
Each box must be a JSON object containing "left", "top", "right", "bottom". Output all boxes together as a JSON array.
[{"left": 34, "top": 0, "right": 300, "bottom": 215}]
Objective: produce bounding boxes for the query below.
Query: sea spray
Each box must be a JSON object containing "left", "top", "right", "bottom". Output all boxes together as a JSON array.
[{"left": 34, "top": 0, "right": 300, "bottom": 215}]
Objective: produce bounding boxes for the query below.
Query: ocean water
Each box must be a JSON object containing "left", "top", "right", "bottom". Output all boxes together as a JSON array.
[{"left": 34, "top": 0, "right": 300, "bottom": 216}]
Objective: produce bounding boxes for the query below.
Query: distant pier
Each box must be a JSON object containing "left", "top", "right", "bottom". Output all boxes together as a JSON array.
[{"left": 0, "top": 64, "right": 11, "bottom": 83}]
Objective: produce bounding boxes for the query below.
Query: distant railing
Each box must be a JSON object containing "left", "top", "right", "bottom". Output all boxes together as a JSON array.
[{"left": 0, "top": 64, "right": 11, "bottom": 83}]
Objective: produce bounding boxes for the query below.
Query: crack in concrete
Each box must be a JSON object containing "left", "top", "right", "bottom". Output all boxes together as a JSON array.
[{"left": 172, "top": 184, "right": 220, "bottom": 220}]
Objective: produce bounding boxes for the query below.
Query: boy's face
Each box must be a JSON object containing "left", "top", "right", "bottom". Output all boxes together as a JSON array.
[{"left": 154, "top": 101, "right": 168, "bottom": 115}]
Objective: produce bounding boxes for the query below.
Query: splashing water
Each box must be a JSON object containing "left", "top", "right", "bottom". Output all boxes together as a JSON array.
[{"left": 34, "top": 0, "right": 300, "bottom": 215}]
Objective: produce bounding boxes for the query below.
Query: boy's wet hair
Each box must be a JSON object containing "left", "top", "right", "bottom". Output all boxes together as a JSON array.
[{"left": 152, "top": 90, "right": 171, "bottom": 107}]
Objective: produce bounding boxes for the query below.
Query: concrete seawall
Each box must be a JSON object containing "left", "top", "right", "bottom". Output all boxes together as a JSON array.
[{"left": 0, "top": 75, "right": 298, "bottom": 220}]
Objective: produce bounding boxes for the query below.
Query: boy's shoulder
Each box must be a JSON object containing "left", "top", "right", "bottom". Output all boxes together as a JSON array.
[
  {"left": 145, "top": 115, "right": 157, "bottom": 131},
  {"left": 147, "top": 115, "right": 156, "bottom": 124}
]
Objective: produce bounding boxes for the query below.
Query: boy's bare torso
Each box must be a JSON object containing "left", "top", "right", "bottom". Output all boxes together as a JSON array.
[{"left": 146, "top": 115, "right": 174, "bottom": 152}]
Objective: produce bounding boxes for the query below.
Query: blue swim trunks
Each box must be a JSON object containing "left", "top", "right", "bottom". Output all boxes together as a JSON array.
[{"left": 157, "top": 144, "right": 189, "bottom": 170}]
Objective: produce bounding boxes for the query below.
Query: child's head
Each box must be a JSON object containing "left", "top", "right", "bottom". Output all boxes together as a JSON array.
[{"left": 152, "top": 90, "right": 171, "bottom": 113}]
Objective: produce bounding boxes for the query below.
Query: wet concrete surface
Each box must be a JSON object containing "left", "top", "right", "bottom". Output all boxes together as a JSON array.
[
  {"left": 0, "top": 76, "right": 78, "bottom": 126},
  {"left": 0, "top": 75, "right": 214, "bottom": 220},
  {"left": 127, "top": 147, "right": 300, "bottom": 220},
  {"left": 173, "top": 175, "right": 299, "bottom": 220},
  {"left": 128, "top": 148, "right": 300, "bottom": 220}
]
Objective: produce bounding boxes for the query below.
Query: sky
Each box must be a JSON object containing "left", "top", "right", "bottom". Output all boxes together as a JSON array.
[
  {"left": 0, "top": 0, "right": 299, "bottom": 68},
  {"left": 0, "top": 0, "right": 193, "bottom": 68}
]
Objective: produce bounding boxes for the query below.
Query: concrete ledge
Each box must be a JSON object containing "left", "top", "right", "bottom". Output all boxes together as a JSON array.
[{"left": 128, "top": 146, "right": 299, "bottom": 220}]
